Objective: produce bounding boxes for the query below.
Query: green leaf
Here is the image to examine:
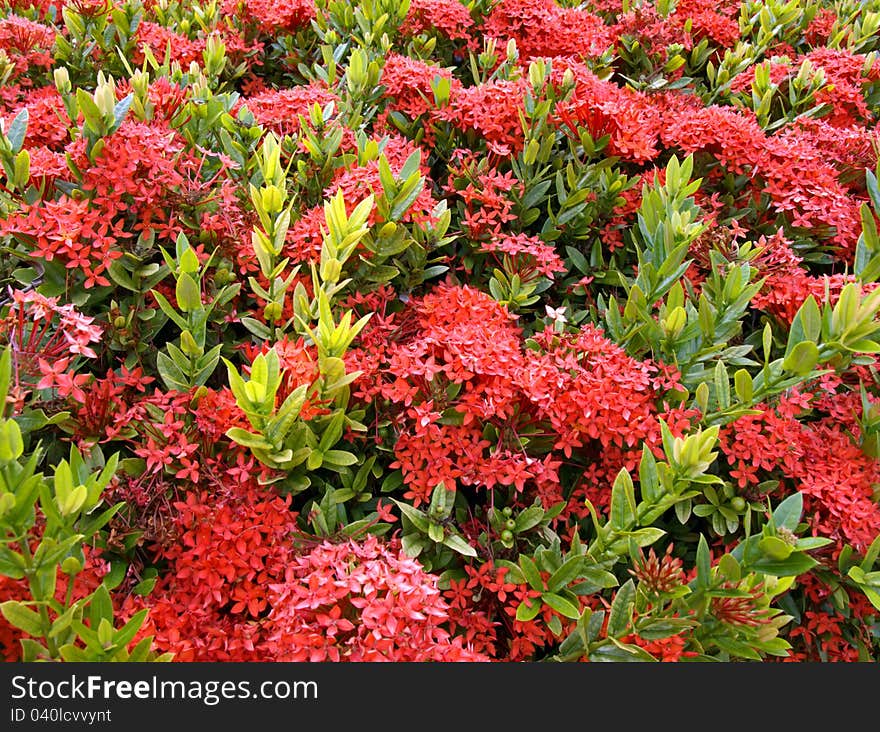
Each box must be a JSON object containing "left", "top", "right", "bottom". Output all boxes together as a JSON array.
[
  {"left": 733, "top": 369, "right": 753, "bottom": 403},
  {"left": 156, "top": 351, "right": 188, "bottom": 391},
  {"left": 542, "top": 592, "right": 581, "bottom": 620},
  {"left": 113, "top": 609, "right": 148, "bottom": 649},
  {"left": 48, "top": 601, "right": 81, "bottom": 640},
  {"left": 547, "top": 556, "right": 585, "bottom": 592},
  {"left": 427, "top": 521, "right": 444, "bottom": 543},
  {"left": 514, "top": 505, "right": 544, "bottom": 533},
  {"left": 377, "top": 154, "right": 396, "bottom": 197},
  {"left": 88, "top": 585, "right": 113, "bottom": 628},
  {"left": 636, "top": 618, "right": 697, "bottom": 640},
  {"left": 132, "top": 577, "right": 157, "bottom": 597},
  {"left": 712, "top": 635, "right": 762, "bottom": 661},
  {"left": 240, "top": 317, "right": 272, "bottom": 339},
  {"left": 399, "top": 149, "right": 422, "bottom": 181},
  {"left": 714, "top": 360, "right": 730, "bottom": 410},
  {"left": 322, "top": 449, "right": 357, "bottom": 468},
  {"left": 606, "top": 580, "right": 636, "bottom": 637},
  {"left": 758, "top": 536, "right": 793, "bottom": 561},
  {"left": 695, "top": 534, "right": 711, "bottom": 589},
  {"left": 762, "top": 322, "right": 773, "bottom": 363},
  {"left": 845, "top": 339, "right": 880, "bottom": 353},
  {"left": 442, "top": 533, "right": 477, "bottom": 557},
  {"left": 392, "top": 500, "right": 429, "bottom": 533},
  {"left": 519, "top": 555, "right": 544, "bottom": 592},
  {"left": 859, "top": 534, "right": 880, "bottom": 572},
  {"left": 751, "top": 553, "right": 817, "bottom": 577},
  {"left": 793, "top": 537, "right": 832, "bottom": 551},
  {"left": 610, "top": 467, "right": 637, "bottom": 531},
  {"left": 515, "top": 598, "right": 542, "bottom": 622},
  {"left": 225, "top": 427, "right": 273, "bottom": 450},
  {"left": 0, "top": 601, "right": 44, "bottom": 637},
  {"left": 76, "top": 88, "right": 104, "bottom": 133},
  {"left": 7, "top": 108, "right": 28, "bottom": 152},
  {"left": 390, "top": 175, "right": 425, "bottom": 220},
  {"left": 175, "top": 273, "right": 202, "bottom": 313},
  {"left": 150, "top": 290, "right": 188, "bottom": 331},
  {"left": 772, "top": 492, "right": 803, "bottom": 532},
  {"left": 623, "top": 527, "right": 666, "bottom": 547},
  {"left": 867, "top": 170, "right": 880, "bottom": 212},
  {"left": 33, "top": 535, "right": 82, "bottom": 569},
  {"left": 638, "top": 447, "right": 661, "bottom": 504},
  {"left": 782, "top": 340, "right": 818, "bottom": 375},
  {"left": 860, "top": 203, "right": 879, "bottom": 252},
  {"left": 0, "top": 547, "right": 26, "bottom": 579},
  {"left": 589, "top": 641, "right": 655, "bottom": 662},
  {"left": 799, "top": 296, "right": 822, "bottom": 342},
  {"left": 191, "top": 345, "right": 221, "bottom": 387},
  {"left": 58, "top": 644, "right": 90, "bottom": 662},
  {"left": 318, "top": 410, "right": 346, "bottom": 452},
  {"left": 400, "top": 533, "right": 425, "bottom": 558},
  {"left": 718, "top": 553, "right": 741, "bottom": 582},
  {"left": 566, "top": 246, "right": 589, "bottom": 274},
  {"left": 570, "top": 568, "right": 620, "bottom": 594},
  {"left": 113, "top": 93, "right": 134, "bottom": 128}
]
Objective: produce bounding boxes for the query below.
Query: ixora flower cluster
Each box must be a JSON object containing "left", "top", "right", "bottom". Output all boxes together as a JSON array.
[{"left": 1, "top": 0, "right": 880, "bottom": 664}]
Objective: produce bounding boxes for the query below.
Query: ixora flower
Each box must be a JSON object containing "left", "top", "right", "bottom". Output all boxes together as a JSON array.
[
  {"left": 0, "top": 290, "right": 102, "bottom": 404},
  {"left": 2, "top": 288, "right": 102, "bottom": 362},
  {"left": 2, "top": 0, "right": 880, "bottom": 668},
  {"left": 265, "top": 536, "right": 487, "bottom": 662},
  {"left": 481, "top": 233, "right": 566, "bottom": 279}
]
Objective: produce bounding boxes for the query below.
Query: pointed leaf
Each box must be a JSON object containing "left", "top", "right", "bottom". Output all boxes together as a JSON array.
[
  {"left": 0, "top": 601, "right": 44, "bottom": 637},
  {"left": 772, "top": 493, "right": 803, "bottom": 532},
  {"left": 542, "top": 592, "right": 581, "bottom": 620},
  {"left": 6, "top": 108, "right": 28, "bottom": 152},
  {"left": 515, "top": 598, "right": 542, "bottom": 622},
  {"left": 442, "top": 533, "right": 477, "bottom": 557},
  {"left": 606, "top": 579, "right": 636, "bottom": 637},
  {"left": 610, "top": 467, "right": 637, "bottom": 531},
  {"left": 547, "top": 556, "right": 586, "bottom": 592},
  {"left": 519, "top": 555, "right": 544, "bottom": 592}
]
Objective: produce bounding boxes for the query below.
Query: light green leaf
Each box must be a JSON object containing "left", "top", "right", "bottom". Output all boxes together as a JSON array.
[
  {"left": 542, "top": 592, "right": 581, "bottom": 620},
  {"left": 0, "top": 601, "right": 44, "bottom": 637},
  {"left": 442, "top": 533, "right": 477, "bottom": 557}
]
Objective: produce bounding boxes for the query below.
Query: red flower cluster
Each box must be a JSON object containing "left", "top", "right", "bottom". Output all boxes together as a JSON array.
[
  {"left": 483, "top": 0, "right": 612, "bottom": 60},
  {"left": 266, "top": 536, "right": 487, "bottom": 661},
  {"left": 1, "top": 0, "right": 879, "bottom": 666}
]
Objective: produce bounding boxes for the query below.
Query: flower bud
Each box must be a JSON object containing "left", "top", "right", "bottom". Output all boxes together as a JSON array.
[
  {"left": 179, "top": 329, "right": 203, "bottom": 358},
  {"left": 263, "top": 302, "right": 283, "bottom": 324},
  {"left": 58, "top": 484, "right": 88, "bottom": 517},
  {"left": 662, "top": 306, "right": 687, "bottom": 338},
  {"left": 94, "top": 81, "right": 116, "bottom": 122},
  {"left": 261, "top": 184, "right": 285, "bottom": 215},
  {"left": 61, "top": 556, "right": 83, "bottom": 575},
  {"left": 320, "top": 257, "right": 342, "bottom": 284},
  {"left": 130, "top": 69, "right": 150, "bottom": 99},
  {"left": 54, "top": 67, "right": 71, "bottom": 95},
  {"left": 0, "top": 492, "right": 15, "bottom": 518}
]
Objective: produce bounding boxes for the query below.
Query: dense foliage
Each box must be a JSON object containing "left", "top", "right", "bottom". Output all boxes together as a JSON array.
[{"left": 1, "top": 0, "right": 880, "bottom": 662}]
